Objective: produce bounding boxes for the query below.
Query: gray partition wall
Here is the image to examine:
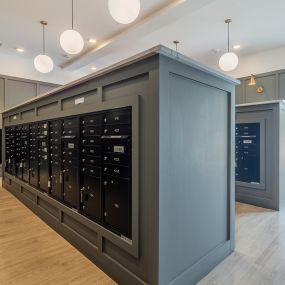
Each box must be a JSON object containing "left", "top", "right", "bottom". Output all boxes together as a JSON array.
[
  {"left": 236, "top": 101, "right": 285, "bottom": 210},
  {"left": 2, "top": 46, "right": 238, "bottom": 285},
  {"left": 0, "top": 74, "right": 59, "bottom": 128}
]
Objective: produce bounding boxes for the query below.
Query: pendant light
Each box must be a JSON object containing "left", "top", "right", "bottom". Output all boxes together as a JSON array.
[
  {"left": 60, "top": 0, "right": 84, "bottom": 55},
  {"left": 108, "top": 0, "right": 140, "bottom": 25},
  {"left": 219, "top": 19, "right": 239, "bottom": 72},
  {"left": 34, "top": 21, "right": 54, "bottom": 74}
]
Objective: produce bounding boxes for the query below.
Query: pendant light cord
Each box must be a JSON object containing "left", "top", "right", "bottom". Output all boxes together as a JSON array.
[
  {"left": 227, "top": 21, "right": 230, "bottom": 52},
  {"left": 72, "top": 0, "right": 74, "bottom": 29},
  {"left": 42, "top": 23, "right": 46, "bottom": 55}
]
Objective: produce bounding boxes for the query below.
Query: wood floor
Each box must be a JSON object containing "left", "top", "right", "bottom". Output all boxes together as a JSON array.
[
  {"left": 199, "top": 203, "right": 285, "bottom": 285},
  {"left": 1, "top": 185, "right": 285, "bottom": 285},
  {"left": 0, "top": 186, "right": 116, "bottom": 285}
]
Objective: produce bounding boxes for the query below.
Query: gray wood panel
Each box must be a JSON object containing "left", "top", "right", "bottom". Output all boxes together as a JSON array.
[
  {"left": 279, "top": 108, "right": 285, "bottom": 208},
  {"left": 158, "top": 54, "right": 235, "bottom": 285},
  {"left": 0, "top": 78, "right": 5, "bottom": 112},
  {"left": 245, "top": 75, "right": 276, "bottom": 103},
  {"left": 0, "top": 78, "right": 5, "bottom": 128},
  {"left": 38, "top": 84, "right": 58, "bottom": 95},
  {"left": 0, "top": 74, "right": 59, "bottom": 115},
  {"left": 5, "top": 79, "right": 37, "bottom": 109},
  {"left": 236, "top": 69, "right": 285, "bottom": 104},
  {"left": 236, "top": 82, "right": 244, "bottom": 104},
  {"left": 279, "top": 72, "right": 285, "bottom": 100},
  {"left": 161, "top": 74, "right": 229, "bottom": 283}
]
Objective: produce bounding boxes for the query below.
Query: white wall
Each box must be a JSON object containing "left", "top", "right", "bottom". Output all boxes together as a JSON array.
[
  {"left": 0, "top": 53, "right": 74, "bottom": 85},
  {"left": 228, "top": 45, "right": 285, "bottom": 78},
  {"left": 4, "top": 43, "right": 285, "bottom": 86}
]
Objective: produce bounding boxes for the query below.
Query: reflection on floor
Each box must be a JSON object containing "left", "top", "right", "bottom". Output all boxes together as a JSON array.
[{"left": 199, "top": 202, "right": 285, "bottom": 285}]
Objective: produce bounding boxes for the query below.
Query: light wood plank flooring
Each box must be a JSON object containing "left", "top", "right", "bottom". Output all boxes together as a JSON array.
[
  {"left": 0, "top": 187, "right": 116, "bottom": 285},
  {"left": 1, "top": 185, "right": 285, "bottom": 285},
  {"left": 199, "top": 203, "right": 285, "bottom": 285}
]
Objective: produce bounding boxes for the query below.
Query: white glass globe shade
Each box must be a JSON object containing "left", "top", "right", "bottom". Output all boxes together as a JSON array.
[
  {"left": 219, "top": 52, "right": 239, "bottom": 72},
  {"left": 108, "top": 0, "right": 140, "bottom": 24},
  {"left": 60, "top": 29, "right": 84, "bottom": 55},
  {"left": 34, "top": 54, "right": 54, "bottom": 73}
]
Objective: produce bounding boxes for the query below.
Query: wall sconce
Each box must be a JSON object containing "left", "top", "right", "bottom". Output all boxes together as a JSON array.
[
  {"left": 256, "top": 86, "right": 264, "bottom": 93},
  {"left": 248, "top": 74, "right": 256, "bottom": 86},
  {"left": 248, "top": 74, "right": 264, "bottom": 93}
]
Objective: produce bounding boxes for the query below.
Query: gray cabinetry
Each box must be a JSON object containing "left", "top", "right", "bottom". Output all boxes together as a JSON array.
[
  {"left": 0, "top": 75, "right": 59, "bottom": 111},
  {"left": 6, "top": 79, "right": 37, "bottom": 109},
  {"left": 2, "top": 46, "right": 237, "bottom": 285},
  {"left": 236, "top": 81, "right": 244, "bottom": 105},
  {"left": 0, "top": 76, "right": 59, "bottom": 128},
  {"left": 38, "top": 83, "right": 58, "bottom": 95},
  {"left": 236, "top": 101, "right": 285, "bottom": 210},
  {"left": 236, "top": 69, "right": 285, "bottom": 104},
  {"left": 245, "top": 75, "right": 276, "bottom": 103},
  {"left": 279, "top": 72, "right": 285, "bottom": 99}
]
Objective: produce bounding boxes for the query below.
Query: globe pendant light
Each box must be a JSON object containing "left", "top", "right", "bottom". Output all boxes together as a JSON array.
[
  {"left": 219, "top": 19, "right": 239, "bottom": 72},
  {"left": 108, "top": 0, "right": 140, "bottom": 25},
  {"left": 60, "top": 0, "right": 84, "bottom": 54},
  {"left": 34, "top": 21, "right": 54, "bottom": 74}
]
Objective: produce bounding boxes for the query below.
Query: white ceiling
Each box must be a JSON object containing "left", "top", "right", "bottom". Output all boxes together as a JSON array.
[
  {"left": 0, "top": 0, "right": 173, "bottom": 63},
  {"left": 1, "top": 0, "right": 285, "bottom": 79}
]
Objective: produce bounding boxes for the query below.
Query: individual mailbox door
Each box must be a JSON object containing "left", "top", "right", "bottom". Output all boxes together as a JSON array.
[
  {"left": 29, "top": 161, "right": 39, "bottom": 188},
  {"left": 63, "top": 167, "right": 79, "bottom": 208},
  {"left": 103, "top": 124, "right": 131, "bottom": 136},
  {"left": 103, "top": 175, "right": 131, "bottom": 238},
  {"left": 81, "top": 175, "right": 102, "bottom": 220},
  {"left": 104, "top": 110, "right": 131, "bottom": 125},
  {"left": 50, "top": 160, "right": 62, "bottom": 200}
]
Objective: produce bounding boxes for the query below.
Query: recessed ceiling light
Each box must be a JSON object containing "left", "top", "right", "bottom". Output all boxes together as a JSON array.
[
  {"left": 211, "top": 48, "right": 221, "bottom": 54},
  {"left": 88, "top": 38, "right": 96, "bottom": 44},
  {"left": 15, "top": 47, "right": 24, "bottom": 53},
  {"left": 62, "top": 54, "right": 70, "bottom": 59},
  {"left": 233, "top": 44, "right": 241, "bottom": 50},
  {"left": 91, "top": 66, "right": 97, "bottom": 71}
]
